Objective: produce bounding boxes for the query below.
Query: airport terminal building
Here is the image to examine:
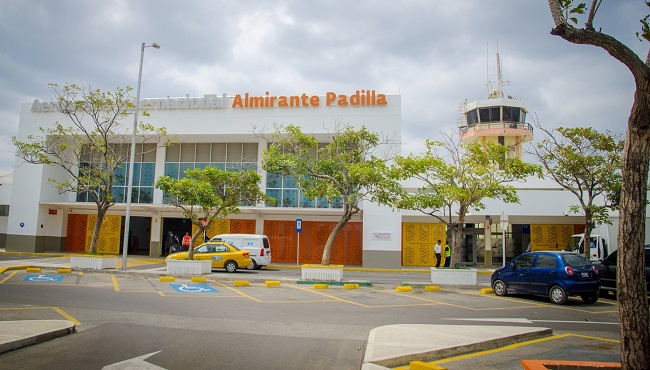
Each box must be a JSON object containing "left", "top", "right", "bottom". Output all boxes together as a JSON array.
[{"left": 3, "top": 89, "right": 645, "bottom": 268}]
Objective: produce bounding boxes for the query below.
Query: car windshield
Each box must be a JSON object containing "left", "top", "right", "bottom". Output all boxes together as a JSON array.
[{"left": 562, "top": 253, "right": 591, "bottom": 268}]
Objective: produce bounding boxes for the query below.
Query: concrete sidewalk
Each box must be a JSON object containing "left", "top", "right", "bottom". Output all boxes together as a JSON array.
[{"left": 0, "top": 320, "right": 76, "bottom": 354}]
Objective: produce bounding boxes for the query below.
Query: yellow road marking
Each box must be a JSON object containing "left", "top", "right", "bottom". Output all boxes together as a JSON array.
[
  {"left": 0, "top": 270, "right": 18, "bottom": 284},
  {"left": 287, "top": 284, "right": 369, "bottom": 307},
  {"left": 392, "top": 333, "right": 619, "bottom": 370},
  {"left": 111, "top": 276, "right": 120, "bottom": 292},
  {"left": 210, "top": 280, "right": 263, "bottom": 302},
  {"left": 52, "top": 306, "right": 81, "bottom": 325}
]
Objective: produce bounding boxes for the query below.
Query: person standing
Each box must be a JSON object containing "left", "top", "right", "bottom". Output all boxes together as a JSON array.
[
  {"left": 165, "top": 231, "right": 179, "bottom": 255},
  {"left": 182, "top": 232, "right": 191, "bottom": 251},
  {"left": 434, "top": 240, "right": 442, "bottom": 268},
  {"left": 444, "top": 242, "right": 451, "bottom": 268}
]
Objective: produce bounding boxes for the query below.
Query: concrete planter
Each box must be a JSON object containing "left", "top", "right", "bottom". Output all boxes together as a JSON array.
[
  {"left": 69, "top": 255, "right": 117, "bottom": 270},
  {"left": 166, "top": 259, "right": 212, "bottom": 275},
  {"left": 301, "top": 264, "right": 344, "bottom": 282},
  {"left": 430, "top": 268, "right": 477, "bottom": 285}
]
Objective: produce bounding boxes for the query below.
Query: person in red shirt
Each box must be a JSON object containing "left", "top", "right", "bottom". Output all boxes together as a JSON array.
[{"left": 182, "top": 232, "right": 191, "bottom": 251}]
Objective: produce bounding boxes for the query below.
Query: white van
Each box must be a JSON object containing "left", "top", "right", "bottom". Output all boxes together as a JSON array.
[{"left": 210, "top": 234, "right": 271, "bottom": 270}]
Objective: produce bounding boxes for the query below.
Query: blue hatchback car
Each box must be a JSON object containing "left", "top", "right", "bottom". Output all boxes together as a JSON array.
[{"left": 491, "top": 251, "right": 600, "bottom": 305}]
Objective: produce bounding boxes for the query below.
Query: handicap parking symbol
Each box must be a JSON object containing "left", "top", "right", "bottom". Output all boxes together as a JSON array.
[
  {"left": 170, "top": 283, "right": 218, "bottom": 294},
  {"left": 24, "top": 274, "right": 65, "bottom": 283}
]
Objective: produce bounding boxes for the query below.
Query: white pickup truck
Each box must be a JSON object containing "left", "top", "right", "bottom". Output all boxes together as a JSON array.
[{"left": 564, "top": 234, "right": 610, "bottom": 262}]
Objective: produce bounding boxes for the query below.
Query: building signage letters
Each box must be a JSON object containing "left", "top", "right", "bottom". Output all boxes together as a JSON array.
[{"left": 31, "top": 90, "right": 387, "bottom": 112}]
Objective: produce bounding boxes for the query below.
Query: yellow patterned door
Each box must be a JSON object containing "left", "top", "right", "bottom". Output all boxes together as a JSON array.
[
  {"left": 402, "top": 222, "right": 447, "bottom": 266},
  {"left": 85, "top": 215, "right": 122, "bottom": 254},
  {"left": 529, "top": 224, "right": 575, "bottom": 251},
  {"left": 192, "top": 219, "right": 230, "bottom": 239}
]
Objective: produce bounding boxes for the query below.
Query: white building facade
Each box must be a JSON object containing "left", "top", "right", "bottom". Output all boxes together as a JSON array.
[{"left": 4, "top": 89, "right": 648, "bottom": 268}]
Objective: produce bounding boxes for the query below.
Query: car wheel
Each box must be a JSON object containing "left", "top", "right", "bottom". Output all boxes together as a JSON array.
[
  {"left": 493, "top": 280, "right": 507, "bottom": 296},
  {"left": 225, "top": 261, "right": 238, "bottom": 273},
  {"left": 581, "top": 293, "right": 598, "bottom": 304},
  {"left": 549, "top": 285, "right": 567, "bottom": 305},
  {"left": 246, "top": 259, "right": 258, "bottom": 270}
]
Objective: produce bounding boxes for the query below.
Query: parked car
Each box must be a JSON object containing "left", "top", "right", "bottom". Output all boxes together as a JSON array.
[
  {"left": 165, "top": 241, "right": 252, "bottom": 272},
  {"left": 210, "top": 234, "right": 271, "bottom": 270},
  {"left": 594, "top": 245, "right": 650, "bottom": 297},
  {"left": 491, "top": 251, "right": 600, "bottom": 305}
]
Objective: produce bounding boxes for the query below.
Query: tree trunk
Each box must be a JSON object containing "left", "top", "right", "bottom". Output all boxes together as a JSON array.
[
  {"left": 321, "top": 211, "right": 352, "bottom": 266},
  {"left": 88, "top": 206, "right": 107, "bottom": 254},
  {"left": 617, "top": 83, "right": 650, "bottom": 369},
  {"left": 583, "top": 209, "right": 592, "bottom": 259},
  {"left": 449, "top": 222, "right": 463, "bottom": 269}
]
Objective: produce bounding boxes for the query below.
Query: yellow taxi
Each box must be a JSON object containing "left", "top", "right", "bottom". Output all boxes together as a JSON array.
[{"left": 165, "top": 241, "right": 252, "bottom": 272}]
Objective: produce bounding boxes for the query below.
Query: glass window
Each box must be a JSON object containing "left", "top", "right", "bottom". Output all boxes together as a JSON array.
[
  {"left": 226, "top": 163, "right": 241, "bottom": 172},
  {"left": 503, "top": 107, "right": 512, "bottom": 121},
  {"left": 283, "top": 175, "right": 298, "bottom": 188},
  {"left": 514, "top": 254, "right": 534, "bottom": 268},
  {"left": 132, "top": 163, "right": 141, "bottom": 185},
  {"left": 210, "top": 162, "right": 226, "bottom": 171},
  {"left": 0, "top": 204, "right": 9, "bottom": 216},
  {"left": 266, "top": 189, "right": 280, "bottom": 207},
  {"left": 300, "top": 192, "right": 314, "bottom": 208},
  {"left": 165, "top": 163, "right": 179, "bottom": 179},
  {"left": 283, "top": 189, "right": 299, "bottom": 207},
  {"left": 111, "top": 187, "right": 125, "bottom": 203},
  {"left": 316, "top": 196, "right": 329, "bottom": 209},
  {"left": 139, "top": 187, "right": 153, "bottom": 204},
  {"left": 534, "top": 254, "right": 557, "bottom": 268},
  {"left": 513, "top": 108, "right": 522, "bottom": 122},
  {"left": 490, "top": 107, "right": 500, "bottom": 122},
  {"left": 114, "top": 165, "right": 126, "bottom": 186},
  {"left": 180, "top": 163, "right": 194, "bottom": 178},
  {"left": 562, "top": 254, "right": 591, "bottom": 268},
  {"left": 479, "top": 108, "right": 490, "bottom": 123},
  {"left": 267, "top": 173, "right": 282, "bottom": 188},
  {"left": 466, "top": 109, "right": 478, "bottom": 125}
]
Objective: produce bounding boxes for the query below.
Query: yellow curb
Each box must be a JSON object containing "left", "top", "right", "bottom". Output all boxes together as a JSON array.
[
  {"left": 191, "top": 276, "right": 206, "bottom": 283},
  {"left": 160, "top": 276, "right": 175, "bottom": 282},
  {"left": 343, "top": 283, "right": 359, "bottom": 289},
  {"left": 26, "top": 267, "right": 41, "bottom": 273},
  {"left": 57, "top": 268, "right": 72, "bottom": 274},
  {"left": 314, "top": 284, "right": 329, "bottom": 290},
  {"left": 265, "top": 280, "right": 281, "bottom": 287},
  {"left": 481, "top": 288, "right": 495, "bottom": 294},
  {"left": 424, "top": 285, "right": 441, "bottom": 292},
  {"left": 396, "top": 286, "right": 413, "bottom": 292},
  {"left": 410, "top": 360, "right": 448, "bottom": 369},
  {"left": 234, "top": 280, "right": 250, "bottom": 287}
]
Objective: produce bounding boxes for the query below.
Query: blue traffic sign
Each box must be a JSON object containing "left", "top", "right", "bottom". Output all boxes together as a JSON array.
[
  {"left": 170, "top": 283, "right": 218, "bottom": 294},
  {"left": 24, "top": 274, "right": 65, "bottom": 283},
  {"left": 296, "top": 218, "right": 302, "bottom": 233}
]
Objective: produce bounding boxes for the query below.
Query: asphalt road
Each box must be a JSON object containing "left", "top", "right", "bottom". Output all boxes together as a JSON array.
[{"left": 0, "top": 256, "right": 621, "bottom": 369}]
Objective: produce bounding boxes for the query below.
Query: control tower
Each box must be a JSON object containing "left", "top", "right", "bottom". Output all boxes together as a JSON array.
[{"left": 458, "top": 51, "right": 533, "bottom": 159}]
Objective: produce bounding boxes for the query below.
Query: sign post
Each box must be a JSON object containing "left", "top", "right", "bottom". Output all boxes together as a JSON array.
[{"left": 296, "top": 219, "right": 302, "bottom": 266}]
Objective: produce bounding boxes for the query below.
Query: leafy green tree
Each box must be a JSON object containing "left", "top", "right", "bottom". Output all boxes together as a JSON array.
[
  {"left": 530, "top": 126, "right": 623, "bottom": 257},
  {"left": 12, "top": 83, "right": 168, "bottom": 254},
  {"left": 548, "top": 1, "right": 650, "bottom": 367},
  {"left": 155, "top": 167, "right": 269, "bottom": 260},
  {"left": 262, "top": 124, "right": 400, "bottom": 266},
  {"left": 391, "top": 132, "right": 541, "bottom": 268}
]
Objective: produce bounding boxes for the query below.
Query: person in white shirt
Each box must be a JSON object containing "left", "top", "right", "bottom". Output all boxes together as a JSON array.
[{"left": 434, "top": 240, "right": 442, "bottom": 267}]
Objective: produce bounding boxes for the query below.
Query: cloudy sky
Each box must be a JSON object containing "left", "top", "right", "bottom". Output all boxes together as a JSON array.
[{"left": 0, "top": 1, "right": 646, "bottom": 173}]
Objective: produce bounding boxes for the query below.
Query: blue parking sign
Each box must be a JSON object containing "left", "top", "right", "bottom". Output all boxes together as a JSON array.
[
  {"left": 170, "top": 283, "right": 218, "bottom": 294},
  {"left": 24, "top": 274, "right": 65, "bottom": 283}
]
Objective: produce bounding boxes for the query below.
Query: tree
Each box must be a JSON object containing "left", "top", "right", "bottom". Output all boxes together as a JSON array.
[
  {"left": 155, "top": 167, "right": 269, "bottom": 260},
  {"left": 530, "top": 126, "right": 623, "bottom": 257},
  {"left": 12, "top": 83, "right": 168, "bottom": 254},
  {"left": 390, "top": 132, "right": 541, "bottom": 269},
  {"left": 262, "top": 124, "right": 400, "bottom": 266},
  {"left": 547, "top": 1, "right": 650, "bottom": 367}
]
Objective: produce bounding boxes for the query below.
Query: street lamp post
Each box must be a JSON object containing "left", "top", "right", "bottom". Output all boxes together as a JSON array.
[
  {"left": 121, "top": 42, "right": 160, "bottom": 270},
  {"left": 500, "top": 212, "right": 509, "bottom": 267}
]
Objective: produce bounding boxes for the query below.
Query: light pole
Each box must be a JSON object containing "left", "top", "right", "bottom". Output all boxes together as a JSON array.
[
  {"left": 121, "top": 42, "right": 160, "bottom": 270},
  {"left": 500, "top": 212, "right": 509, "bottom": 267}
]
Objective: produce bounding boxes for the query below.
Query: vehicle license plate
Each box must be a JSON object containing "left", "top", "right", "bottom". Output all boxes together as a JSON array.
[{"left": 580, "top": 272, "right": 589, "bottom": 278}]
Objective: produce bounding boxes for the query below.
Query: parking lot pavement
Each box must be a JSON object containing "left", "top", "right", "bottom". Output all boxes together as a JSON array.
[{"left": 0, "top": 256, "right": 623, "bottom": 368}]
